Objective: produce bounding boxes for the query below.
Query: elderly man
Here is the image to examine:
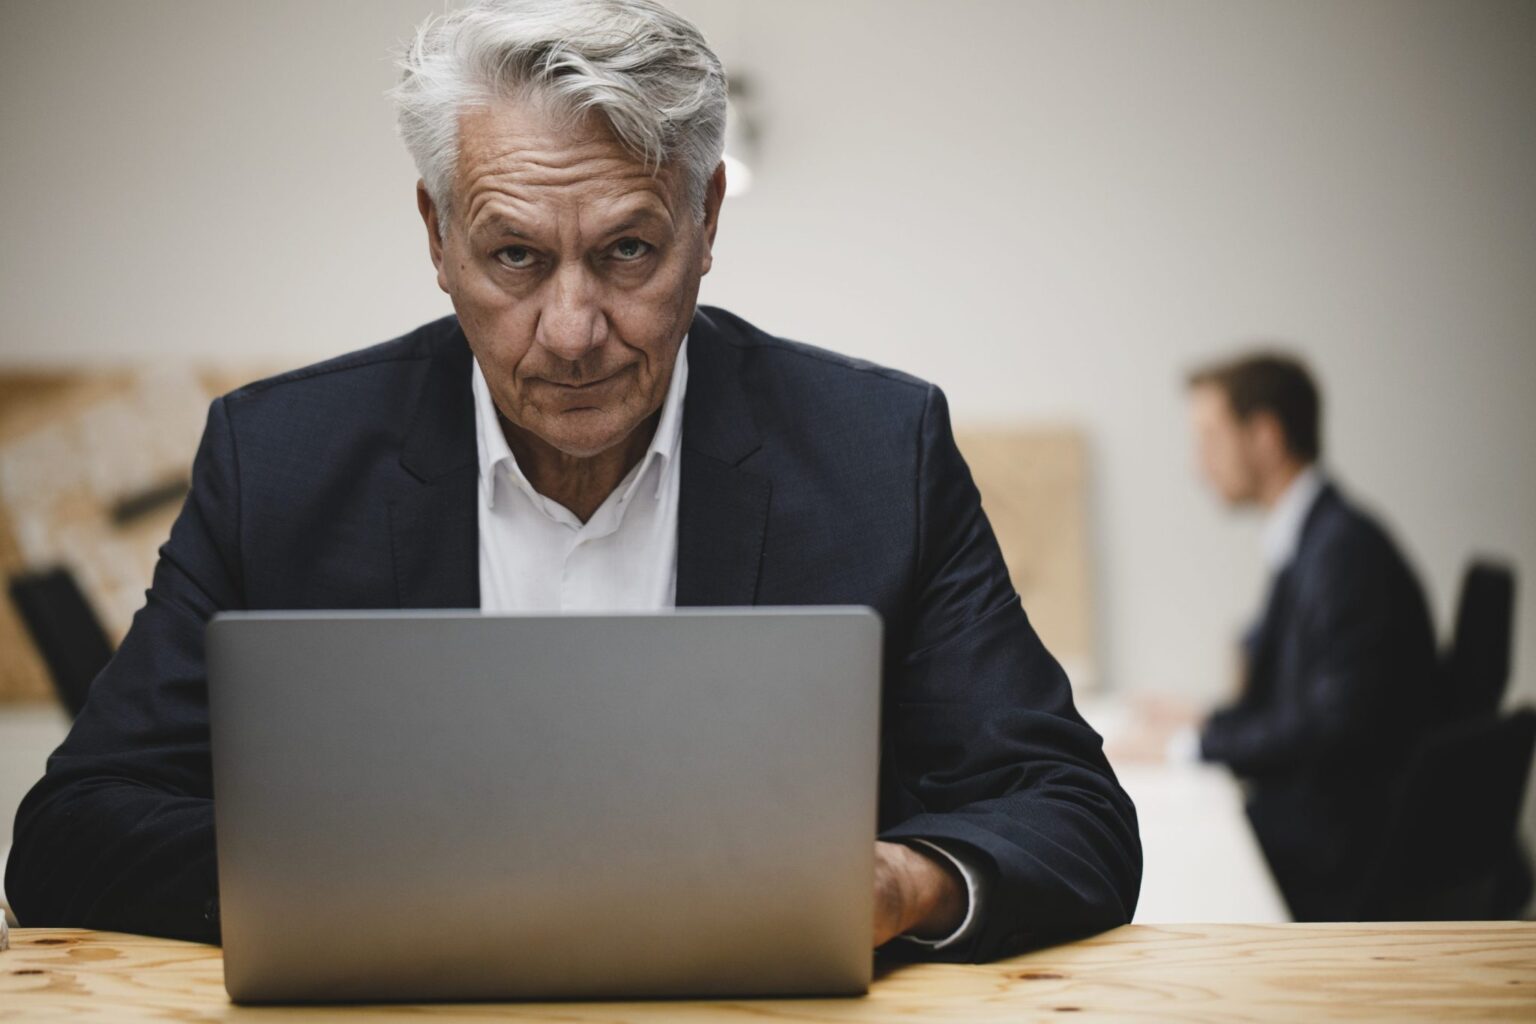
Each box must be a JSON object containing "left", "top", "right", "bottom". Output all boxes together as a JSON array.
[{"left": 7, "top": 0, "right": 1139, "bottom": 961}]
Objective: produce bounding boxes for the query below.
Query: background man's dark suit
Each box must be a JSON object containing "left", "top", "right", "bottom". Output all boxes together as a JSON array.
[
  {"left": 8, "top": 306, "right": 1141, "bottom": 961},
  {"left": 1199, "top": 483, "right": 1435, "bottom": 920}
]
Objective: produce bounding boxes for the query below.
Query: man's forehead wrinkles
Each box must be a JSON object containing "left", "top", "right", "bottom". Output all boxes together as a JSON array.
[
  {"left": 465, "top": 189, "right": 674, "bottom": 246},
  {"left": 460, "top": 163, "right": 678, "bottom": 239},
  {"left": 461, "top": 169, "right": 664, "bottom": 210},
  {"left": 464, "top": 188, "right": 536, "bottom": 240},
  {"left": 461, "top": 154, "right": 662, "bottom": 202},
  {"left": 453, "top": 104, "right": 687, "bottom": 231},
  {"left": 459, "top": 128, "right": 652, "bottom": 181}
]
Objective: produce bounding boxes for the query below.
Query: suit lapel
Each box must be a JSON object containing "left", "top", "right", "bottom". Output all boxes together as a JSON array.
[
  {"left": 1245, "top": 565, "right": 1295, "bottom": 682},
  {"left": 389, "top": 321, "right": 480, "bottom": 609},
  {"left": 675, "top": 309, "right": 772, "bottom": 608},
  {"left": 1246, "top": 482, "right": 1335, "bottom": 682}
]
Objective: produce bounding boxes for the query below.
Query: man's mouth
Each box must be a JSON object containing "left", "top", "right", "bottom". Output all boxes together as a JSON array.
[{"left": 541, "top": 367, "right": 630, "bottom": 392}]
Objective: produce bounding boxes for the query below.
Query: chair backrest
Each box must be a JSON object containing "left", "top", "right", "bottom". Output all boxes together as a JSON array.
[
  {"left": 1361, "top": 708, "right": 1536, "bottom": 920},
  {"left": 7, "top": 566, "right": 114, "bottom": 717},
  {"left": 1442, "top": 560, "right": 1517, "bottom": 720}
]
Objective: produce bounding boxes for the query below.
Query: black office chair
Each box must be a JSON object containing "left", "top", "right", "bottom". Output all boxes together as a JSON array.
[
  {"left": 1360, "top": 708, "right": 1536, "bottom": 920},
  {"left": 1440, "top": 560, "right": 1517, "bottom": 720},
  {"left": 7, "top": 565, "right": 115, "bottom": 717}
]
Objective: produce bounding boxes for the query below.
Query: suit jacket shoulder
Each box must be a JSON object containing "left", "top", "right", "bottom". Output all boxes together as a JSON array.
[
  {"left": 699, "top": 305, "right": 930, "bottom": 389},
  {"left": 1291, "top": 484, "right": 1426, "bottom": 610},
  {"left": 694, "top": 305, "right": 936, "bottom": 442},
  {"left": 221, "top": 315, "right": 463, "bottom": 439},
  {"left": 211, "top": 315, "right": 473, "bottom": 610},
  {"left": 230, "top": 317, "right": 454, "bottom": 395}
]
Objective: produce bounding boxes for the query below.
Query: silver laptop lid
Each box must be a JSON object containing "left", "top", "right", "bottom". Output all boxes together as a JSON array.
[{"left": 207, "top": 608, "right": 881, "bottom": 1003}]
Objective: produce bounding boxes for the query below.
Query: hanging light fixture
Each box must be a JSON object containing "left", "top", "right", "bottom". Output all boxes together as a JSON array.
[{"left": 722, "top": 77, "right": 759, "bottom": 198}]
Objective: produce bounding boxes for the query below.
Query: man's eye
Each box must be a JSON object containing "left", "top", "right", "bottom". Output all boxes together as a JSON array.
[
  {"left": 610, "top": 238, "right": 652, "bottom": 262},
  {"left": 496, "top": 245, "right": 536, "bottom": 268}
]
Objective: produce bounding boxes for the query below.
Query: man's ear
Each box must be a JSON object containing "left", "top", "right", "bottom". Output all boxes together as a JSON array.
[
  {"left": 1249, "top": 410, "right": 1290, "bottom": 468},
  {"left": 698, "top": 161, "right": 727, "bottom": 276},
  {"left": 416, "top": 181, "right": 451, "bottom": 295}
]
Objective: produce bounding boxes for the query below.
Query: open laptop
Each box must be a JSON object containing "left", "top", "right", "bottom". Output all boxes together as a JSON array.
[{"left": 205, "top": 608, "right": 882, "bottom": 1004}]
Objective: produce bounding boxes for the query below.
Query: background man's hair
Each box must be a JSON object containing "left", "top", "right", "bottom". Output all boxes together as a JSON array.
[
  {"left": 389, "top": 0, "right": 727, "bottom": 224},
  {"left": 1187, "top": 352, "right": 1323, "bottom": 462}
]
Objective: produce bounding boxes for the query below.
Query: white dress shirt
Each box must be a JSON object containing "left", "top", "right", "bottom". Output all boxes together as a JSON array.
[
  {"left": 1260, "top": 465, "right": 1325, "bottom": 572},
  {"left": 472, "top": 337, "right": 981, "bottom": 949},
  {"left": 474, "top": 341, "right": 687, "bottom": 612}
]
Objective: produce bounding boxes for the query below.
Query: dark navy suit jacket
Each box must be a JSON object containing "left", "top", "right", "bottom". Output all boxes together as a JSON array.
[
  {"left": 8, "top": 306, "right": 1141, "bottom": 961},
  {"left": 1200, "top": 483, "right": 1435, "bottom": 920}
]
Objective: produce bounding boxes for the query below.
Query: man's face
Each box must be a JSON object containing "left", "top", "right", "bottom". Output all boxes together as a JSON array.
[
  {"left": 420, "top": 97, "right": 723, "bottom": 459},
  {"left": 1188, "top": 385, "right": 1262, "bottom": 506}
]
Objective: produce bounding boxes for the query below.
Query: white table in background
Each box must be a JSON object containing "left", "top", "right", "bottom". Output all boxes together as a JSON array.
[{"left": 1080, "top": 696, "right": 1291, "bottom": 924}]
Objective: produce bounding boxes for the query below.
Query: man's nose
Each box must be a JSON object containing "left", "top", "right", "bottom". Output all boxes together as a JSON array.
[{"left": 534, "top": 264, "right": 607, "bottom": 362}]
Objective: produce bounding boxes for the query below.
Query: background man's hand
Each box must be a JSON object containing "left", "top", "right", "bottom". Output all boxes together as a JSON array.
[
  {"left": 1105, "top": 691, "right": 1203, "bottom": 764},
  {"left": 871, "top": 840, "right": 966, "bottom": 947},
  {"left": 1133, "top": 692, "right": 1200, "bottom": 730}
]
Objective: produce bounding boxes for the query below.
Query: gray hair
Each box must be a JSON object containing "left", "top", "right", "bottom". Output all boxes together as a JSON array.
[{"left": 389, "top": 0, "right": 727, "bottom": 225}]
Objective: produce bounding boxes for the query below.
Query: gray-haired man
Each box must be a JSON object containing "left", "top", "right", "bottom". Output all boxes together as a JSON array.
[{"left": 8, "top": 0, "right": 1140, "bottom": 962}]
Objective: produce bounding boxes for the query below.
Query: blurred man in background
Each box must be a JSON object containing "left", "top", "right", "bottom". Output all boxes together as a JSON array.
[{"left": 1128, "top": 353, "right": 1436, "bottom": 920}]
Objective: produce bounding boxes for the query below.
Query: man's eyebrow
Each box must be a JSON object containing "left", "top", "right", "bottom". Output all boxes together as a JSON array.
[
  {"left": 598, "top": 209, "right": 670, "bottom": 237},
  {"left": 470, "top": 221, "right": 530, "bottom": 240}
]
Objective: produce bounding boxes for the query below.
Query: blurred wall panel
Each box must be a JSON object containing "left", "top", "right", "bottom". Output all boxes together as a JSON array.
[
  {"left": 0, "top": 369, "right": 264, "bottom": 704},
  {"left": 957, "top": 429, "right": 1097, "bottom": 692}
]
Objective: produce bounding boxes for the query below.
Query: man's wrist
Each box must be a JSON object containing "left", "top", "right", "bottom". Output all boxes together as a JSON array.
[{"left": 894, "top": 841, "right": 967, "bottom": 939}]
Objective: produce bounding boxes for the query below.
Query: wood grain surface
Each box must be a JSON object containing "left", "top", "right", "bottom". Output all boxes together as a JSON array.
[{"left": 2, "top": 923, "right": 1531, "bottom": 1022}]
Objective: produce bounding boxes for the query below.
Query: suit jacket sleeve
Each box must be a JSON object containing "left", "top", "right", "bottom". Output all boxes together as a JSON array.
[
  {"left": 1198, "top": 548, "right": 1401, "bottom": 776},
  {"left": 876, "top": 386, "right": 1141, "bottom": 961},
  {"left": 5, "top": 398, "right": 238, "bottom": 942}
]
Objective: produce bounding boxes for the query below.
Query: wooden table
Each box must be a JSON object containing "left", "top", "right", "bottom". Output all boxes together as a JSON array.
[{"left": 3, "top": 923, "right": 1531, "bottom": 1022}]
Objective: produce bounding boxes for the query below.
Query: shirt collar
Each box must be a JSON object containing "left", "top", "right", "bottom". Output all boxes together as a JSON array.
[
  {"left": 472, "top": 335, "right": 690, "bottom": 511},
  {"left": 1261, "top": 465, "right": 1325, "bottom": 570}
]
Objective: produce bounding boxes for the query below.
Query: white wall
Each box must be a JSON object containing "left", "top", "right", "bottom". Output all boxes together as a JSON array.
[{"left": 3, "top": 0, "right": 1534, "bottom": 713}]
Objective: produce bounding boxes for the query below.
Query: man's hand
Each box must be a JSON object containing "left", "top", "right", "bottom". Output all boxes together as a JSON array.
[
  {"left": 1105, "top": 692, "right": 1202, "bottom": 765},
  {"left": 871, "top": 840, "right": 966, "bottom": 947},
  {"left": 1133, "top": 692, "right": 1200, "bottom": 730}
]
